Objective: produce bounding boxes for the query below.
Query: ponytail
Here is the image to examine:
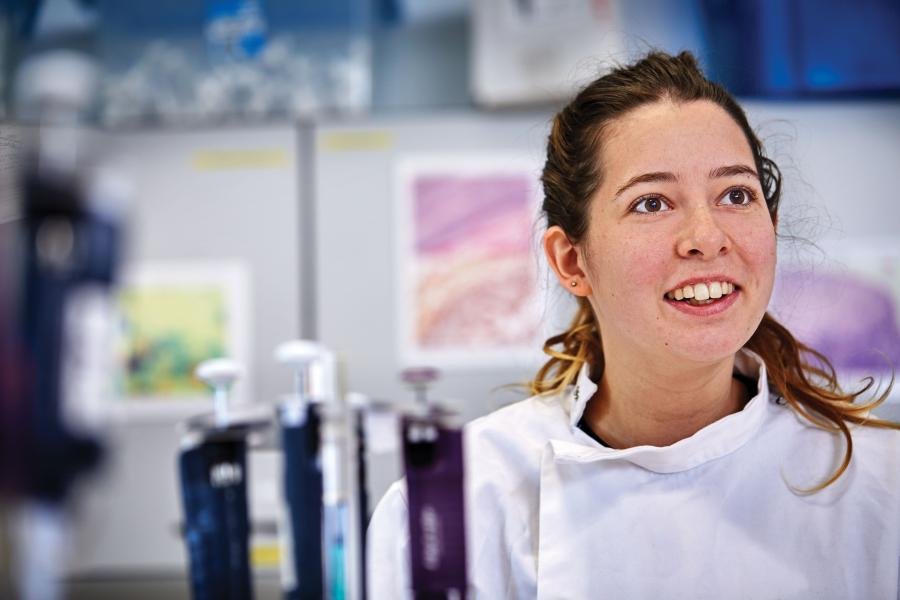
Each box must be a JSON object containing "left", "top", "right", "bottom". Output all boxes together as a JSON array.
[
  {"left": 746, "top": 313, "right": 897, "bottom": 494},
  {"left": 529, "top": 297, "right": 603, "bottom": 396}
]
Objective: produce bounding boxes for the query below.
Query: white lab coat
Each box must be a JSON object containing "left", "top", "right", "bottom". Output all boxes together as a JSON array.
[{"left": 367, "top": 350, "right": 900, "bottom": 599}]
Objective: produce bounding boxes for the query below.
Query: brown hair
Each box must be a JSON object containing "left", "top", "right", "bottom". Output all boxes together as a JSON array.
[{"left": 532, "top": 50, "right": 898, "bottom": 493}]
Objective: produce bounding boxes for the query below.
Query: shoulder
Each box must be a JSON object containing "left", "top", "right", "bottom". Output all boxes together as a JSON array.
[
  {"left": 460, "top": 390, "right": 573, "bottom": 497},
  {"left": 368, "top": 478, "right": 409, "bottom": 538},
  {"left": 849, "top": 418, "right": 900, "bottom": 487},
  {"left": 769, "top": 395, "right": 900, "bottom": 457},
  {"left": 465, "top": 390, "right": 571, "bottom": 458},
  {"left": 763, "top": 397, "right": 900, "bottom": 497},
  {"left": 366, "top": 479, "right": 412, "bottom": 598}
]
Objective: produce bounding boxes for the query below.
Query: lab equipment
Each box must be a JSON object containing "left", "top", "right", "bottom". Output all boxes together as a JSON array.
[
  {"left": 399, "top": 368, "right": 469, "bottom": 600},
  {"left": 347, "top": 391, "right": 394, "bottom": 600},
  {"left": 320, "top": 394, "right": 350, "bottom": 600},
  {"left": 318, "top": 352, "right": 367, "bottom": 600},
  {"left": 13, "top": 50, "right": 114, "bottom": 504},
  {"left": 274, "top": 340, "right": 326, "bottom": 600},
  {"left": 0, "top": 46, "right": 126, "bottom": 600},
  {"left": 97, "top": 0, "right": 372, "bottom": 125},
  {"left": 276, "top": 340, "right": 369, "bottom": 600},
  {"left": 178, "top": 358, "right": 268, "bottom": 600}
]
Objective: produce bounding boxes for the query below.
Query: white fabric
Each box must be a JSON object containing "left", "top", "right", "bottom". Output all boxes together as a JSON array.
[{"left": 367, "top": 350, "right": 900, "bottom": 599}]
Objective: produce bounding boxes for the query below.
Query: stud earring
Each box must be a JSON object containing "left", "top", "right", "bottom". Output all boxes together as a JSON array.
[{"left": 570, "top": 280, "right": 578, "bottom": 288}]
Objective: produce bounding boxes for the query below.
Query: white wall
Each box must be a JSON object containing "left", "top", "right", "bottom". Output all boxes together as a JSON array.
[{"left": 68, "top": 125, "right": 302, "bottom": 576}]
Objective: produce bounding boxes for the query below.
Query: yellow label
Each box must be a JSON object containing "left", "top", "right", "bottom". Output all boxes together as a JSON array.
[
  {"left": 251, "top": 543, "right": 282, "bottom": 568},
  {"left": 191, "top": 149, "right": 289, "bottom": 170},
  {"left": 320, "top": 130, "right": 393, "bottom": 152}
]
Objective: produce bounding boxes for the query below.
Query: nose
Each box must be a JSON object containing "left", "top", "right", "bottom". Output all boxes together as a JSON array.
[{"left": 676, "top": 205, "right": 731, "bottom": 259}]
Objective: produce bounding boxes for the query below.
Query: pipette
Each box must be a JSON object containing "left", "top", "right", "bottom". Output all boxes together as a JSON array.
[
  {"left": 274, "top": 339, "right": 326, "bottom": 599},
  {"left": 399, "top": 367, "right": 469, "bottom": 600},
  {"left": 179, "top": 357, "right": 258, "bottom": 600}
]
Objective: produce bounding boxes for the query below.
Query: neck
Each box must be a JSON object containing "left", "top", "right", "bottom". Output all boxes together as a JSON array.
[{"left": 583, "top": 346, "right": 748, "bottom": 449}]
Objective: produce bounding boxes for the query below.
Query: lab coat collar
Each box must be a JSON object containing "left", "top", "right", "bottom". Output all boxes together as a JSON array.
[
  {"left": 566, "top": 362, "right": 599, "bottom": 430},
  {"left": 554, "top": 349, "right": 772, "bottom": 473}
]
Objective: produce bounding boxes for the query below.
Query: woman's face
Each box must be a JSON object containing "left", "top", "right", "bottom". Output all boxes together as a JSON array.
[{"left": 576, "top": 99, "right": 776, "bottom": 365}]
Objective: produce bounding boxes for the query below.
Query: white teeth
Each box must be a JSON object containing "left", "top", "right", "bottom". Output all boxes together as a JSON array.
[
  {"left": 667, "top": 281, "right": 737, "bottom": 303},
  {"left": 694, "top": 283, "right": 710, "bottom": 301}
]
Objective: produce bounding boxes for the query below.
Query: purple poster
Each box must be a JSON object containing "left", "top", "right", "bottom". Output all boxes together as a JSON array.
[
  {"left": 769, "top": 240, "right": 900, "bottom": 386},
  {"left": 395, "top": 157, "right": 542, "bottom": 367}
]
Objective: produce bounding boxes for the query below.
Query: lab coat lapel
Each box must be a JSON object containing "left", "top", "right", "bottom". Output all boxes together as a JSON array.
[
  {"left": 534, "top": 349, "right": 776, "bottom": 599},
  {"left": 535, "top": 441, "right": 629, "bottom": 600},
  {"left": 536, "top": 443, "right": 569, "bottom": 600}
]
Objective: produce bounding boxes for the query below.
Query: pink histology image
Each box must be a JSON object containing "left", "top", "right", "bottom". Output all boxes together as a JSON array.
[
  {"left": 412, "top": 173, "right": 539, "bottom": 351},
  {"left": 771, "top": 265, "right": 900, "bottom": 373}
]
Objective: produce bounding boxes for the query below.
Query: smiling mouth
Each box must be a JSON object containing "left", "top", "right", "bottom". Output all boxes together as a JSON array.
[{"left": 665, "top": 281, "right": 738, "bottom": 306}]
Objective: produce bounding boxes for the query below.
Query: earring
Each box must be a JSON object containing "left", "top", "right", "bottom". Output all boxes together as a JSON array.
[{"left": 570, "top": 280, "right": 578, "bottom": 288}]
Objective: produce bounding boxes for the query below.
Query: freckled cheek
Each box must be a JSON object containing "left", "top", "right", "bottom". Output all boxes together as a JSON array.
[
  {"left": 592, "top": 236, "right": 669, "bottom": 303},
  {"left": 741, "top": 228, "right": 777, "bottom": 292}
]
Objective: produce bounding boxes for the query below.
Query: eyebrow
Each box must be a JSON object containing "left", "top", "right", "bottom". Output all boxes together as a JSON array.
[
  {"left": 613, "top": 164, "right": 760, "bottom": 199},
  {"left": 613, "top": 171, "right": 677, "bottom": 199},
  {"left": 708, "top": 164, "right": 759, "bottom": 180}
]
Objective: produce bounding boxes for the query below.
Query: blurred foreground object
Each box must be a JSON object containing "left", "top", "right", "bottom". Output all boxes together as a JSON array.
[{"left": 0, "top": 40, "right": 129, "bottom": 598}]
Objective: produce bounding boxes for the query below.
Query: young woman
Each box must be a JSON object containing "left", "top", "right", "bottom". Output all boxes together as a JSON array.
[{"left": 368, "top": 51, "right": 900, "bottom": 599}]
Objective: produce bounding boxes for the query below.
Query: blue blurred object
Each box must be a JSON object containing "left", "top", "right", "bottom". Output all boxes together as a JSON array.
[
  {"left": 281, "top": 403, "right": 325, "bottom": 600},
  {"left": 700, "top": 0, "right": 900, "bottom": 96},
  {"left": 2, "top": 46, "right": 118, "bottom": 504},
  {"left": 179, "top": 437, "right": 253, "bottom": 600},
  {"left": 205, "top": 0, "right": 268, "bottom": 63},
  {"left": 18, "top": 168, "right": 115, "bottom": 501}
]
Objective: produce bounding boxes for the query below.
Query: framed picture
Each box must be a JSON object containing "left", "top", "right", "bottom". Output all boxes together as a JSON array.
[
  {"left": 394, "top": 155, "right": 545, "bottom": 368},
  {"left": 113, "top": 260, "right": 251, "bottom": 418}
]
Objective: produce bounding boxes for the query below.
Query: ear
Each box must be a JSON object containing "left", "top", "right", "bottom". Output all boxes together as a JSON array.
[{"left": 543, "top": 226, "right": 592, "bottom": 297}]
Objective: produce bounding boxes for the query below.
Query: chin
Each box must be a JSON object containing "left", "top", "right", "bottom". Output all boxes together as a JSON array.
[
  {"left": 661, "top": 333, "right": 749, "bottom": 365},
  {"left": 654, "top": 304, "right": 767, "bottom": 365}
]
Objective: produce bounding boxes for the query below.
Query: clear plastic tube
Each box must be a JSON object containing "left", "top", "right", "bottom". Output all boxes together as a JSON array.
[{"left": 321, "top": 415, "right": 349, "bottom": 600}]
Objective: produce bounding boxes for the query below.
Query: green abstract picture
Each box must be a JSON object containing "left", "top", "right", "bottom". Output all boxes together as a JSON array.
[{"left": 119, "top": 286, "right": 229, "bottom": 398}]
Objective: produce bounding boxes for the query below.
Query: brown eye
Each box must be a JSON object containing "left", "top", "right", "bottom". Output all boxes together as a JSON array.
[
  {"left": 632, "top": 196, "right": 670, "bottom": 214},
  {"left": 721, "top": 188, "right": 754, "bottom": 206}
]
